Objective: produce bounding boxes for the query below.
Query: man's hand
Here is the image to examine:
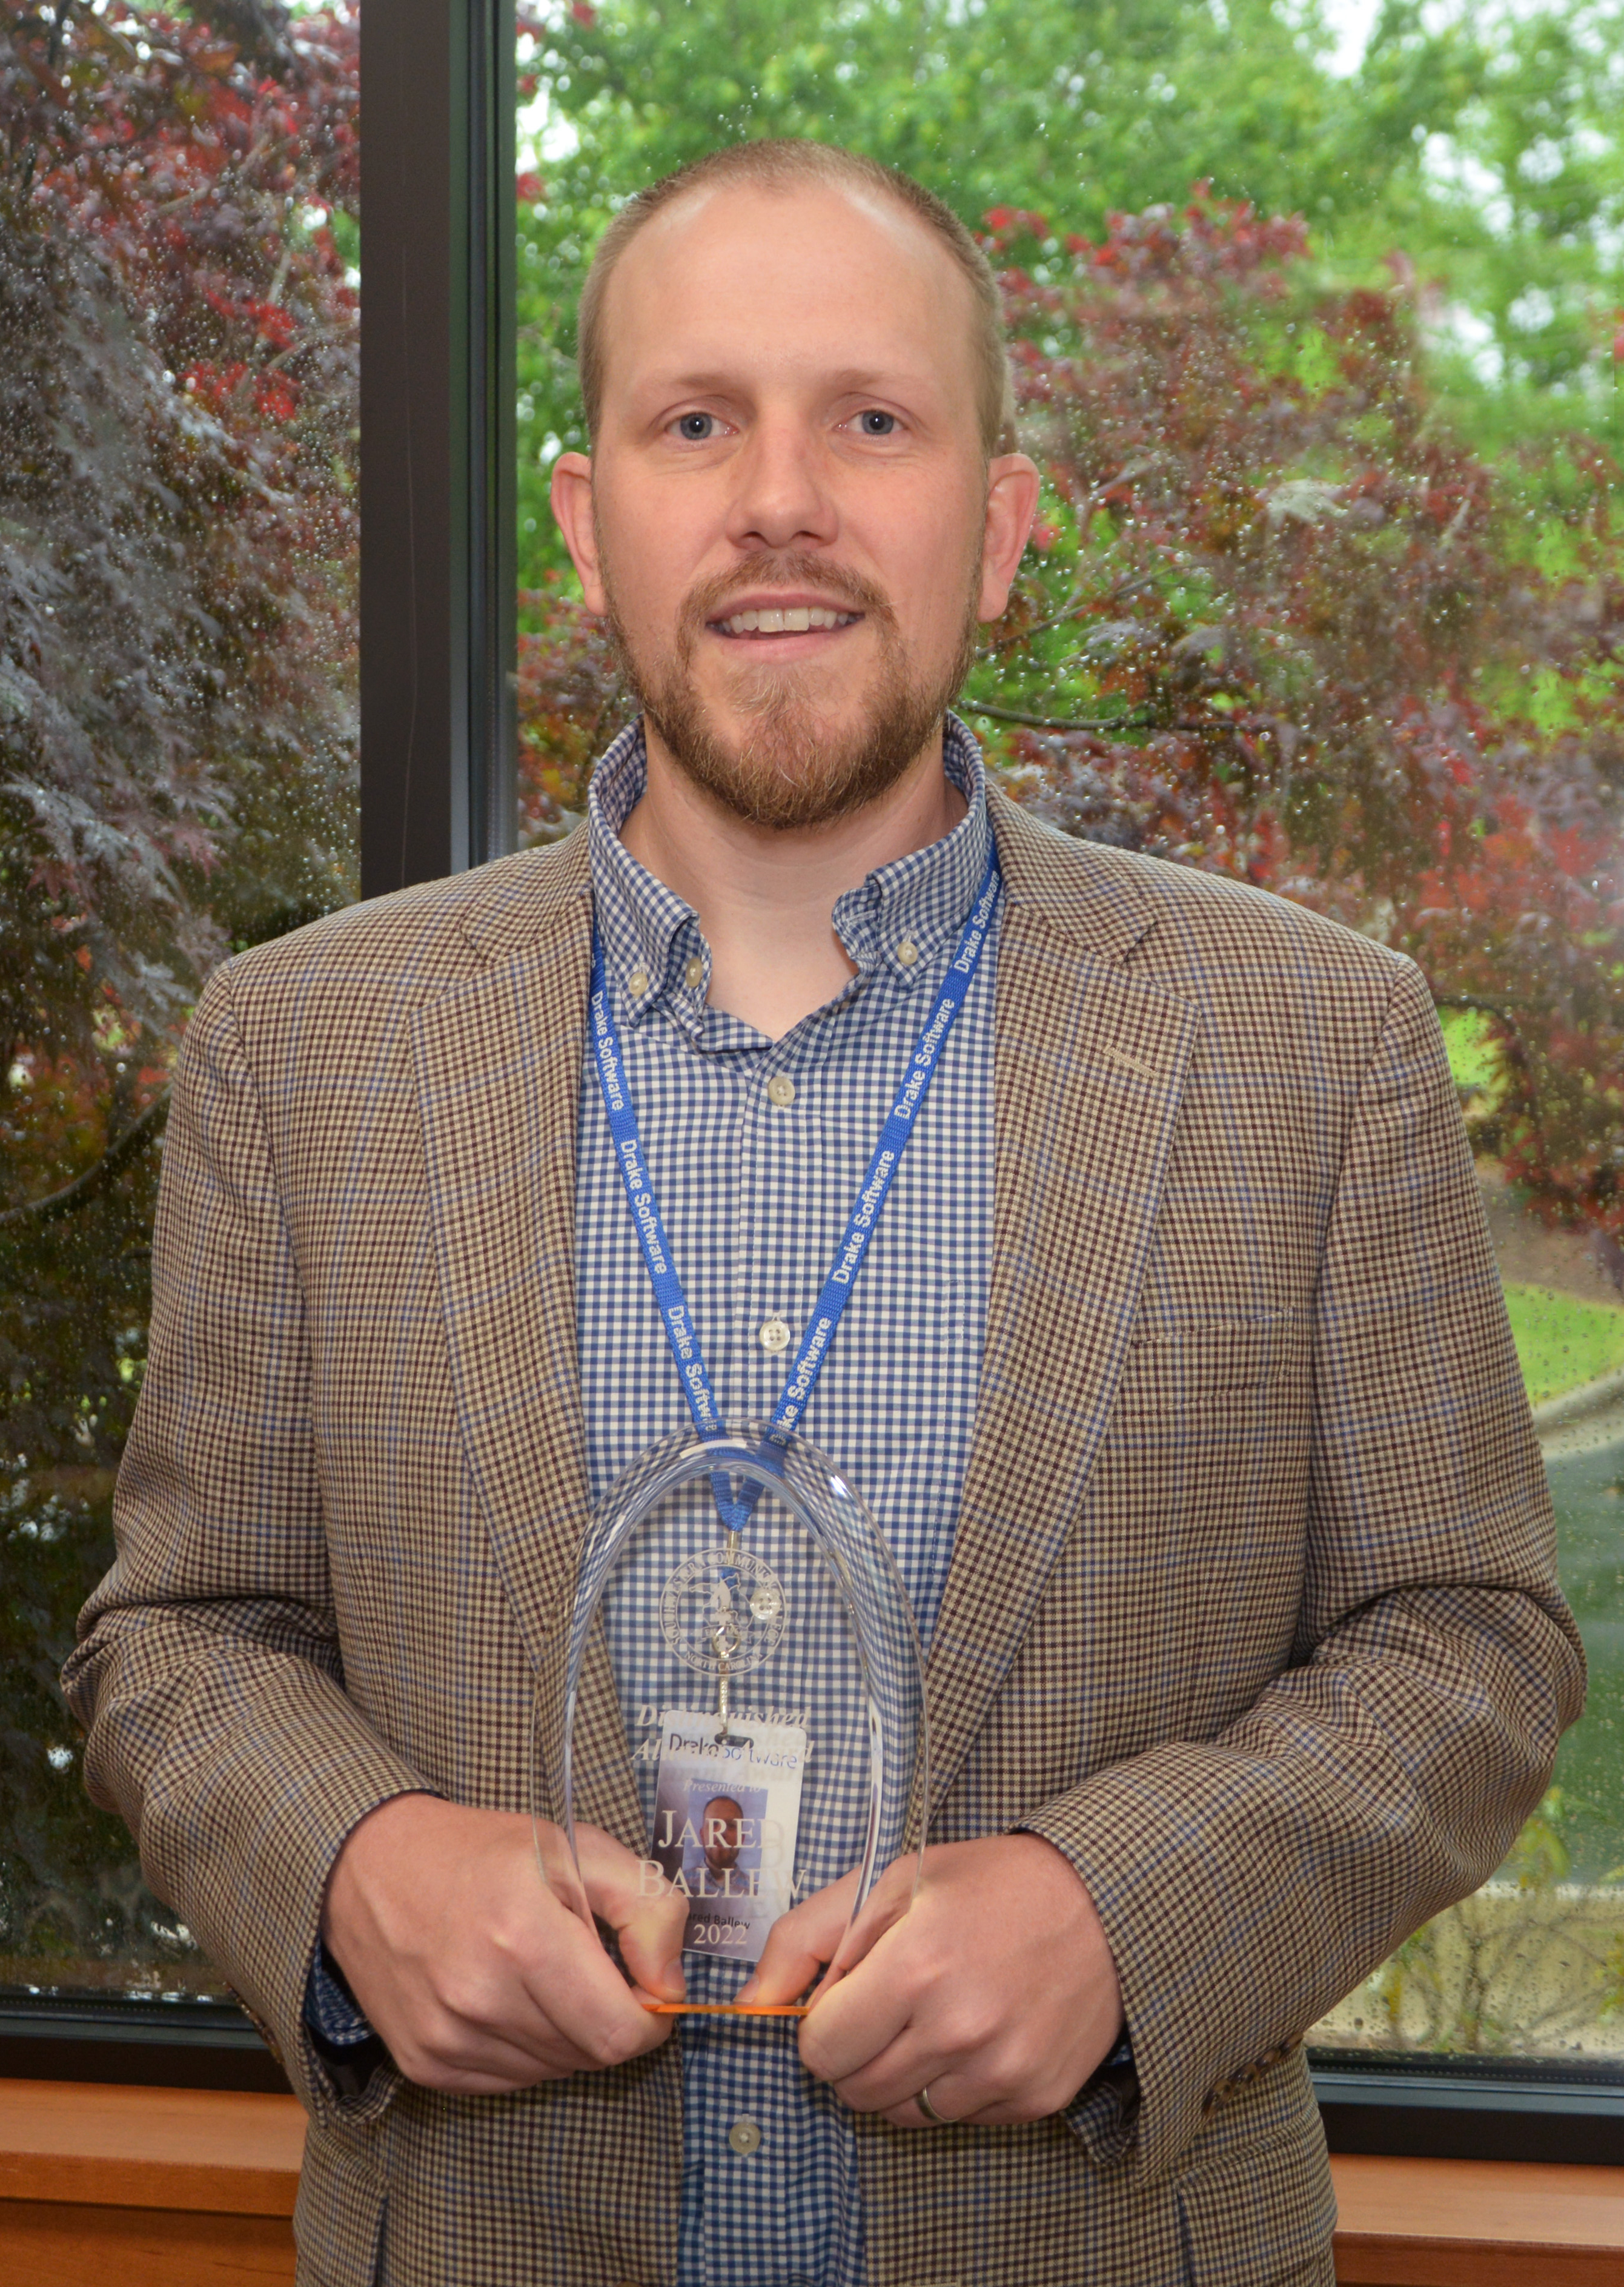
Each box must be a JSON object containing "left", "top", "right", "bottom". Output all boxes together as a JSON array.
[
  {"left": 320, "top": 1794, "right": 687, "bottom": 2095},
  {"left": 739, "top": 1834, "right": 1122, "bottom": 2126}
]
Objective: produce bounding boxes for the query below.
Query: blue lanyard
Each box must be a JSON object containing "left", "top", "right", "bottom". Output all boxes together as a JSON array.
[{"left": 588, "top": 846, "right": 1000, "bottom": 1530}]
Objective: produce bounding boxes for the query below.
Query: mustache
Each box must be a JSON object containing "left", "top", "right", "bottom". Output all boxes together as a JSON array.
[{"left": 681, "top": 553, "right": 897, "bottom": 638}]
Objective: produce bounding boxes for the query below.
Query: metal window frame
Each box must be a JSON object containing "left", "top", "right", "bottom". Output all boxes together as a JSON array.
[
  {"left": 8, "top": 0, "right": 1624, "bottom": 2180},
  {"left": 1311, "top": 2053, "right": 1624, "bottom": 2165},
  {"left": 360, "top": 0, "right": 516, "bottom": 895}
]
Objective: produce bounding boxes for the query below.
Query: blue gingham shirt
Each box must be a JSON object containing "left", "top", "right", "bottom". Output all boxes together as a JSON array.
[
  {"left": 312, "top": 715, "right": 1001, "bottom": 2286},
  {"left": 583, "top": 717, "right": 996, "bottom": 2287}
]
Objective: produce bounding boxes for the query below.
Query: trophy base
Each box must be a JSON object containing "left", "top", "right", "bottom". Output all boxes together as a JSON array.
[{"left": 642, "top": 2001, "right": 810, "bottom": 2017}]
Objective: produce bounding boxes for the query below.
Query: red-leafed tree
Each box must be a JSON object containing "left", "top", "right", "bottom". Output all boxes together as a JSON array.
[
  {"left": 987, "top": 196, "right": 1623, "bottom": 1258},
  {"left": 1, "top": 0, "right": 358, "bottom": 1073},
  {"left": 0, "top": 0, "right": 358, "bottom": 1988}
]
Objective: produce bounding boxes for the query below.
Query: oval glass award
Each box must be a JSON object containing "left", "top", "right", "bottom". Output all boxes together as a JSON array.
[{"left": 554, "top": 1422, "right": 929, "bottom": 2016}]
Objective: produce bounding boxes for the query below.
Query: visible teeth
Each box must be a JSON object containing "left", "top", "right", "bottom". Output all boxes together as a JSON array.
[{"left": 715, "top": 606, "right": 858, "bottom": 635}]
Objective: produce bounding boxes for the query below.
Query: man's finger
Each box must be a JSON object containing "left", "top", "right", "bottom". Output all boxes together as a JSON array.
[
  {"left": 877, "top": 2082, "right": 987, "bottom": 2131},
  {"left": 825, "top": 2030, "right": 978, "bottom": 2120},
  {"left": 573, "top": 1821, "right": 663, "bottom": 1916},
  {"left": 795, "top": 1915, "right": 919, "bottom": 2084},
  {"left": 808, "top": 1853, "right": 920, "bottom": 1986},
  {"left": 513, "top": 1891, "right": 676, "bottom": 2064},
  {"left": 738, "top": 1870, "right": 856, "bottom": 2006},
  {"left": 393, "top": 2011, "right": 586, "bottom": 2090},
  {"left": 615, "top": 1890, "right": 689, "bottom": 2003},
  {"left": 575, "top": 1829, "right": 689, "bottom": 2004}
]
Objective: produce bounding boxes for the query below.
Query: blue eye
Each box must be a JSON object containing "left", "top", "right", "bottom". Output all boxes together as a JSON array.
[
  {"left": 676, "top": 411, "right": 717, "bottom": 440},
  {"left": 858, "top": 409, "right": 897, "bottom": 435}
]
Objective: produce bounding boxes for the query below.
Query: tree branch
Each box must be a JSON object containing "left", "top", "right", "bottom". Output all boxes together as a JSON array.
[
  {"left": 961, "top": 700, "right": 1158, "bottom": 733},
  {"left": 1434, "top": 994, "right": 1515, "bottom": 1018},
  {"left": 0, "top": 1090, "right": 169, "bottom": 1230}
]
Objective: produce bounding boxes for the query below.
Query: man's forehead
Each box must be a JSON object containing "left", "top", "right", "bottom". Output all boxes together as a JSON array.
[
  {"left": 632, "top": 173, "right": 949, "bottom": 271},
  {"left": 598, "top": 176, "right": 975, "bottom": 399}
]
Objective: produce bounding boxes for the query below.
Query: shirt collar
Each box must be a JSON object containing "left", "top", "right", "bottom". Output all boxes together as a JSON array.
[{"left": 586, "top": 714, "right": 992, "bottom": 1029}]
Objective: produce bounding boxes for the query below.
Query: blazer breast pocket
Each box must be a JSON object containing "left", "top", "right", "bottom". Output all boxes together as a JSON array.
[{"left": 1112, "top": 1310, "right": 1307, "bottom": 1418}]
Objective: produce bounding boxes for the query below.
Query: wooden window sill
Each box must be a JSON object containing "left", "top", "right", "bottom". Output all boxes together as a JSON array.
[
  {"left": 1331, "top": 2152, "right": 1624, "bottom": 2285},
  {"left": 0, "top": 2077, "right": 305, "bottom": 2216},
  {"left": 2, "top": 2079, "right": 1622, "bottom": 2283},
  {"left": 0, "top": 2079, "right": 305, "bottom": 2283}
]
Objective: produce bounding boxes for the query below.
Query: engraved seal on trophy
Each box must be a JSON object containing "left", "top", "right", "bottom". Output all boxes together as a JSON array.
[{"left": 660, "top": 1543, "right": 788, "bottom": 1679}]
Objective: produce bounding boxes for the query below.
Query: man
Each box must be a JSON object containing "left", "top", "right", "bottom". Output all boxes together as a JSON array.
[
  {"left": 700, "top": 1799, "right": 745, "bottom": 1881},
  {"left": 65, "top": 139, "right": 1583, "bottom": 2287}
]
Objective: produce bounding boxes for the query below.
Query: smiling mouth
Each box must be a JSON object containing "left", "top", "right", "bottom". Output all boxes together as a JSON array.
[{"left": 708, "top": 605, "right": 863, "bottom": 638}]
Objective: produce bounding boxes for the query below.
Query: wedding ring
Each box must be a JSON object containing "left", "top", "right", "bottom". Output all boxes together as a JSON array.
[{"left": 915, "top": 2084, "right": 951, "bottom": 2126}]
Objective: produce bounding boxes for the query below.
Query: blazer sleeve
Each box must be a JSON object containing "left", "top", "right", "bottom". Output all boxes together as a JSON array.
[
  {"left": 61, "top": 961, "right": 431, "bottom": 2123},
  {"left": 1019, "top": 955, "right": 1587, "bottom": 2177}
]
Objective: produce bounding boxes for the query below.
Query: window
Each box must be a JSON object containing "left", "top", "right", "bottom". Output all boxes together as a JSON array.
[{"left": 3, "top": 0, "right": 1620, "bottom": 2154}]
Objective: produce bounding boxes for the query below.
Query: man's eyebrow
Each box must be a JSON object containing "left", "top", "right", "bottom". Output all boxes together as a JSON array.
[
  {"left": 632, "top": 363, "right": 935, "bottom": 399},
  {"left": 632, "top": 370, "right": 737, "bottom": 399}
]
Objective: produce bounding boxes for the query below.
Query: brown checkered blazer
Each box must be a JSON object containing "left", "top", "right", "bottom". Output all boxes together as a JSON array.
[{"left": 65, "top": 786, "right": 1583, "bottom": 2287}]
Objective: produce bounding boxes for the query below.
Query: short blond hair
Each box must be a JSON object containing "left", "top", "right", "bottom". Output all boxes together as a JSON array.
[{"left": 577, "top": 138, "right": 1017, "bottom": 457}]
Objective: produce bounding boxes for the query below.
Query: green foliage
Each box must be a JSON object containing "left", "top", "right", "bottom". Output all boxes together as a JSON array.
[
  {"left": 1507, "top": 1789, "right": 1574, "bottom": 1888},
  {"left": 969, "top": 211, "right": 1623, "bottom": 1243},
  {"left": 1421, "top": 1, "right": 1624, "bottom": 445},
  {"left": 1324, "top": 1792, "right": 1624, "bottom": 2056},
  {"left": 1441, "top": 1004, "right": 1506, "bottom": 1098},
  {"left": 1502, "top": 1283, "right": 1624, "bottom": 1406}
]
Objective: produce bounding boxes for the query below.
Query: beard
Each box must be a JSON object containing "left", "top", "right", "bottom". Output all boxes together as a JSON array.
[{"left": 601, "top": 548, "right": 981, "bottom": 832}]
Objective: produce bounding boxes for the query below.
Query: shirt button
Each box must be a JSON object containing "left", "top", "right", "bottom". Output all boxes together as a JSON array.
[
  {"left": 759, "top": 1316, "right": 791, "bottom": 1354},
  {"left": 766, "top": 1073, "right": 797, "bottom": 1108},
  {"left": 728, "top": 2116, "right": 763, "bottom": 2156},
  {"left": 684, "top": 956, "right": 704, "bottom": 991},
  {"left": 628, "top": 967, "right": 649, "bottom": 997},
  {"left": 897, "top": 938, "right": 920, "bottom": 967}
]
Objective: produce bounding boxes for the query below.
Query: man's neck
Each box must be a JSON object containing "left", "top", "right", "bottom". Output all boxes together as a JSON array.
[{"left": 618, "top": 723, "right": 966, "bottom": 1041}]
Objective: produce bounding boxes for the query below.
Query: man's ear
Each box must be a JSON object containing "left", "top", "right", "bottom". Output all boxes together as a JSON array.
[
  {"left": 978, "top": 452, "right": 1042, "bottom": 622},
  {"left": 550, "top": 451, "right": 609, "bottom": 616}
]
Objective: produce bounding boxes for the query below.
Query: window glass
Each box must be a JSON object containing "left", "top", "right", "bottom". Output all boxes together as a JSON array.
[
  {"left": 514, "top": 2, "right": 1624, "bottom": 2068},
  {"left": 1, "top": 0, "right": 359, "bottom": 2007}
]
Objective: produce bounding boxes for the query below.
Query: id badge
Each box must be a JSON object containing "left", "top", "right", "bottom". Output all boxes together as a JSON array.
[{"left": 649, "top": 1712, "right": 807, "bottom": 1964}]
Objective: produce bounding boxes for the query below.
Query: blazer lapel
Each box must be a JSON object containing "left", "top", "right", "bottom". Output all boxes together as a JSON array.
[
  {"left": 411, "top": 838, "right": 642, "bottom": 1844},
  {"left": 924, "top": 797, "right": 1199, "bottom": 1816}
]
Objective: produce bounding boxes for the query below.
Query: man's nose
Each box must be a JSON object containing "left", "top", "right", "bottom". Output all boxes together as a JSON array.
[{"left": 723, "top": 417, "right": 838, "bottom": 554}]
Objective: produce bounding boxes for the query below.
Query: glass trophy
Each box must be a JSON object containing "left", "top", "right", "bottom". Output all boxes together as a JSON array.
[{"left": 549, "top": 1422, "right": 928, "bottom": 2017}]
